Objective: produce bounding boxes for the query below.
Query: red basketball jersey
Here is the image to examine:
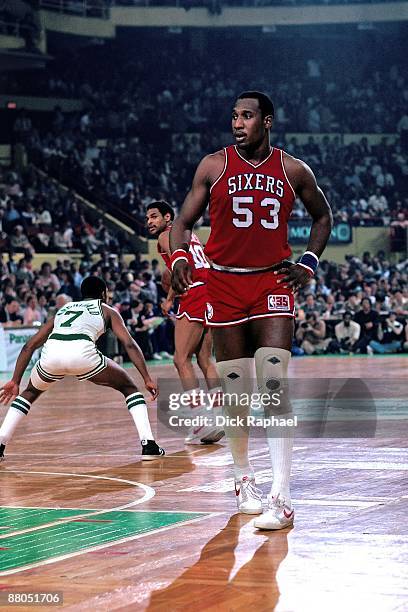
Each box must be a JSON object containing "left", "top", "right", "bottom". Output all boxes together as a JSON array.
[
  {"left": 205, "top": 145, "right": 295, "bottom": 267},
  {"left": 158, "top": 227, "right": 209, "bottom": 284}
]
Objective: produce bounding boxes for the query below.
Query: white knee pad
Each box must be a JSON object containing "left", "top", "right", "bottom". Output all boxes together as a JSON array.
[
  {"left": 216, "top": 358, "right": 255, "bottom": 397},
  {"left": 216, "top": 358, "right": 255, "bottom": 436},
  {"left": 30, "top": 364, "right": 56, "bottom": 392},
  {"left": 254, "top": 347, "right": 291, "bottom": 415}
]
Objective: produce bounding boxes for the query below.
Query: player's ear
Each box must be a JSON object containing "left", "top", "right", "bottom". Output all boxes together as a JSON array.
[{"left": 264, "top": 114, "right": 273, "bottom": 129}]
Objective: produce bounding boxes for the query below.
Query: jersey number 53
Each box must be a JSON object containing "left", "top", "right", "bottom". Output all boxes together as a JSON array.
[{"left": 232, "top": 196, "right": 281, "bottom": 229}]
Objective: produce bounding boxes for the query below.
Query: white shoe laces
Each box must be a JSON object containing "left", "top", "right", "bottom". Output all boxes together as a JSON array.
[
  {"left": 242, "top": 479, "right": 263, "bottom": 501},
  {"left": 269, "top": 495, "right": 289, "bottom": 510}
]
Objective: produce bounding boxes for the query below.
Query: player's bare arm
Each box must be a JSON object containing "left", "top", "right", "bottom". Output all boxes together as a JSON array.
[
  {"left": 0, "top": 317, "right": 55, "bottom": 404},
  {"left": 157, "top": 230, "right": 177, "bottom": 314},
  {"left": 103, "top": 305, "right": 158, "bottom": 399},
  {"left": 170, "top": 151, "right": 224, "bottom": 294},
  {"left": 275, "top": 153, "right": 333, "bottom": 291}
]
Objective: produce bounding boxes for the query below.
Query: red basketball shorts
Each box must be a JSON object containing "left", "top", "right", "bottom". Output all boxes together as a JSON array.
[
  {"left": 176, "top": 282, "right": 207, "bottom": 324},
  {"left": 205, "top": 269, "right": 295, "bottom": 326}
]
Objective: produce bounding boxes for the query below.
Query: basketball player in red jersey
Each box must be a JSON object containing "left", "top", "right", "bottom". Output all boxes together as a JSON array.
[
  {"left": 170, "top": 92, "right": 332, "bottom": 529},
  {"left": 146, "top": 201, "right": 224, "bottom": 444}
]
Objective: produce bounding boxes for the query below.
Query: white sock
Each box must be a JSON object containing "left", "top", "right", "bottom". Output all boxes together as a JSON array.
[
  {"left": 266, "top": 434, "right": 293, "bottom": 504},
  {"left": 216, "top": 358, "right": 255, "bottom": 484},
  {"left": 207, "top": 386, "right": 223, "bottom": 410},
  {"left": 223, "top": 404, "right": 254, "bottom": 482},
  {"left": 126, "top": 393, "right": 153, "bottom": 441},
  {"left": 0, "top": 396, "right": 31, "bottom": 444},
  {"left": 184, "top": 387, "right": 202, "bottom": 411},
  {"left": 254, "top": 347, "right": 293, "bottom": 504}
]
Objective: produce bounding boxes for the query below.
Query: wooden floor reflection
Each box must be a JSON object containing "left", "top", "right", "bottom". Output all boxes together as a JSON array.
[{"left": 0, "top": 357, "right": 406, "bottom": 611}]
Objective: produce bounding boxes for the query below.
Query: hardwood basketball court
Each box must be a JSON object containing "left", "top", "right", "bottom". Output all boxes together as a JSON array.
[{"left": 0, "top": 356, "right": 406, "bottom": 611}]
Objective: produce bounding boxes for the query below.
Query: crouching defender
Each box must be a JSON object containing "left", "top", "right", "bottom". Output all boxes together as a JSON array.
[{"left": 0, "top": 276, "right": 164, "bottom": 461}]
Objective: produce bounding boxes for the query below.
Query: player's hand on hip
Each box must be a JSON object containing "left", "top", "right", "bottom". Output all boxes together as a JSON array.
[
  {"left": 161, "top": 298, "right": 173, "bottom": 316},
  {"left": 145, "top": 379, "right": 159, "bottom": 400},
  {"left": 274, "top": 261, "right": 312, "bottom": 293},
  {"left": 0, "top": 380, "right": 20, "bottom": 405},
  {"left": 171, "top": 261, "right": 192, "bottom": 294}
]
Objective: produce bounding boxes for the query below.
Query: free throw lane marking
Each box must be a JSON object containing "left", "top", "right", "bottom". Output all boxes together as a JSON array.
[
  {"left": 0, "top": 511, "right": 218, "bottom": 576},
  {"left": 0, "top": 470, "right": 155, "bottom": 539}
]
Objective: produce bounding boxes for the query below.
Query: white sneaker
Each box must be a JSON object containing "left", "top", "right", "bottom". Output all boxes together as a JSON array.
[
  {"left": 254, "top": 494, "right": 294, "bottom": 530},
  {"left": 200, "top": 427, "right": 225, "bottom": 444},
  {"left": 181, "top": 405, "right": 223, "bottom": 444},
  {"left": 235, "top": 476, "right": 263, "bottom": 515},
  {"left": 366, "top": 345, "right": 374, "bottom": 356},
  {"left": 184, "top": 421, "right": 221, "bottom": 443},
  {"left": 152, "top": 353, "right": 163, "bottom": 360}
]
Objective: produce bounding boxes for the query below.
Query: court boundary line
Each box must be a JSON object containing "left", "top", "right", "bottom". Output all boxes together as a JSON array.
[
  {"left": 0, "top": 512, "right": 221, "bottom": 576},
  {"left": 0, "top": 505, "right": 209, "bottom": 513},
  {"left": 0, "top": 470, "right": 155, "bottom": 540}
]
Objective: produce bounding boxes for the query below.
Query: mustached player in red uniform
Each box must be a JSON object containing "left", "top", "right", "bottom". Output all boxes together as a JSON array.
[
  {"left": 146, "top": 201, "right": 224, "bottom": 444},
  {"left": 171, "top": 92, "right": 332, "bottom": 529}
]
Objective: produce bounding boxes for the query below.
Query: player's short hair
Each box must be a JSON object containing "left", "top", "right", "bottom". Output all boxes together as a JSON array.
[
  {"left": 81, "top": 276, "right": 107, "bottom": 299},
  {"left": 146, "top": 200, "right": 175, "bottom": 220},
  {"left": 236, "top": 91, "right": 275, "bottom": 119}
]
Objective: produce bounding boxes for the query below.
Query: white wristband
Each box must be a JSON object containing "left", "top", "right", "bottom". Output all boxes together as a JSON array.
[{"left": 171, "top": 256, "right": 188, "bottom": 271}]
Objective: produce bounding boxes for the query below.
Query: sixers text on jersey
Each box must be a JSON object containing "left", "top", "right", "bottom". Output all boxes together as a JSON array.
[{"left": 205, "top": 146, "right": 295, "bottom": 268}]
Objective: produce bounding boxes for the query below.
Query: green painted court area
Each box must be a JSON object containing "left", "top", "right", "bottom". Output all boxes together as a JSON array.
[{"left": 0, "top": 507, "right": 206, "bottom": 573}]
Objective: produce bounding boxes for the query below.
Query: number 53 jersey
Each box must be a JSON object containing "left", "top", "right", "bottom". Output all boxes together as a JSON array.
[{"left": 206, "top": 145, "right": 295, "bottom": 267}]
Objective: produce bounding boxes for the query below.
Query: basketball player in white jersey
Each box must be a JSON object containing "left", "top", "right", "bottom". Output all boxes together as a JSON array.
[{"left": 0, "top": 276, "right": 164, "bottom": 461}]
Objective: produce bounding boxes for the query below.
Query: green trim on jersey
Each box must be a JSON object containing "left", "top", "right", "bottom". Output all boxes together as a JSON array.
[
  {"left": 49, "top": 333, "right": 93, "bottom": 342},
  {"left": 37, "top": 363, "right": 64, "bottom": 380},
  {"left": 99, "top": 299, "right": 107, "bottom": 333},
  {"left": 76, "top": 354, "right": 107, "bottom": 380}
]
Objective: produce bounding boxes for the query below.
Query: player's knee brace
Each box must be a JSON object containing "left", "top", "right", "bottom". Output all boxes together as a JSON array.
[
  {"left": 216, "top": 358, "right": 255, "bottom": 416},
  {"left": 30, "top": 366, "right": 55, "bottom": 392},
  {"left": 216, "top": 358, "right": 254, "bottom": 397},
  {"left": 254, "top": 347, "right": 291, "bottom": 415}
]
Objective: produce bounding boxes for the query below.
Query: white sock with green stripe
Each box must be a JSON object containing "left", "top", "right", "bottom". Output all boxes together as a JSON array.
[
  {"left": 0, "top": 396, "right": 31, "bottom": 444},
  {"left": 126, "top": 392, "right": 154, "bottom": 441}
]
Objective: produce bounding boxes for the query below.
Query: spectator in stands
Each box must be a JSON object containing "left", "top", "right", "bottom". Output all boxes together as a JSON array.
[
  {"left": 15, "top": 257, "right": 34, "bottom": 285},
  {"left": 403, "top": 322, "right": 408, "bottom": 353},
  {"left": 37, "top": 294, "right": 48, "bottom": 323},
  {"left": 58, "top": 271, "right": 81, "bottom": 301},
  {"left": 33, "top": 225, "right": 52, "bottom": 252},
  {"left": 368, "top": 312, "right": 404, "bottom": 354},
  {"left": 345, "top": 291, "right": 361, "bottom": 314},
  {"left": 125, "top": 299, "right": 152, "bottom": 359},
  {"left": 391, "top": 289, "right": 408, "bottom": 315},
  {"left": 10, "top": 225, "right": 35, "bottom": 255},
  {"left": 295, "top": 312, "right": 330, "bottom": 355},
  {"left": 0, "top": 297, "right": 23, "bottom": 327},
  {"left": 300, "top": 293, "right": 325, "bottom": 317},
  {"left": 333, "top": 311, "right": 361, "bottom": 354},
  {"left": 141, "top": 299, "right": 167, "bottom": 360},
  {"left": 4, "top": 202, "right": 22, "bottom": 230},
  {"left": 23, "top": 294, "right": 41, "bottom": 326},
  {"left": 353, "top": 297, "right": 380, "bottom": 354},
  {"left": 37, "top": 262, "right": 61, "bottom": 293},
  {"left": 37, "top": 204, "right": 53, "bottom": 226}
]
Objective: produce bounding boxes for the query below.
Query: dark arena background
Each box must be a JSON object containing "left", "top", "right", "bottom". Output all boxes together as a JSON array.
[{"left": 0, "top": 1, "right": 407, "bottom": 610}]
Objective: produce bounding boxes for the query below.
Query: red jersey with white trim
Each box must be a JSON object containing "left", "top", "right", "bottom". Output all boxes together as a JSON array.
[
  {"left": 205, "top": 145, "right": 295, "bottom": 267},
  {"left": 158, "top": 227, "right": 210, "bottom": 284}
]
